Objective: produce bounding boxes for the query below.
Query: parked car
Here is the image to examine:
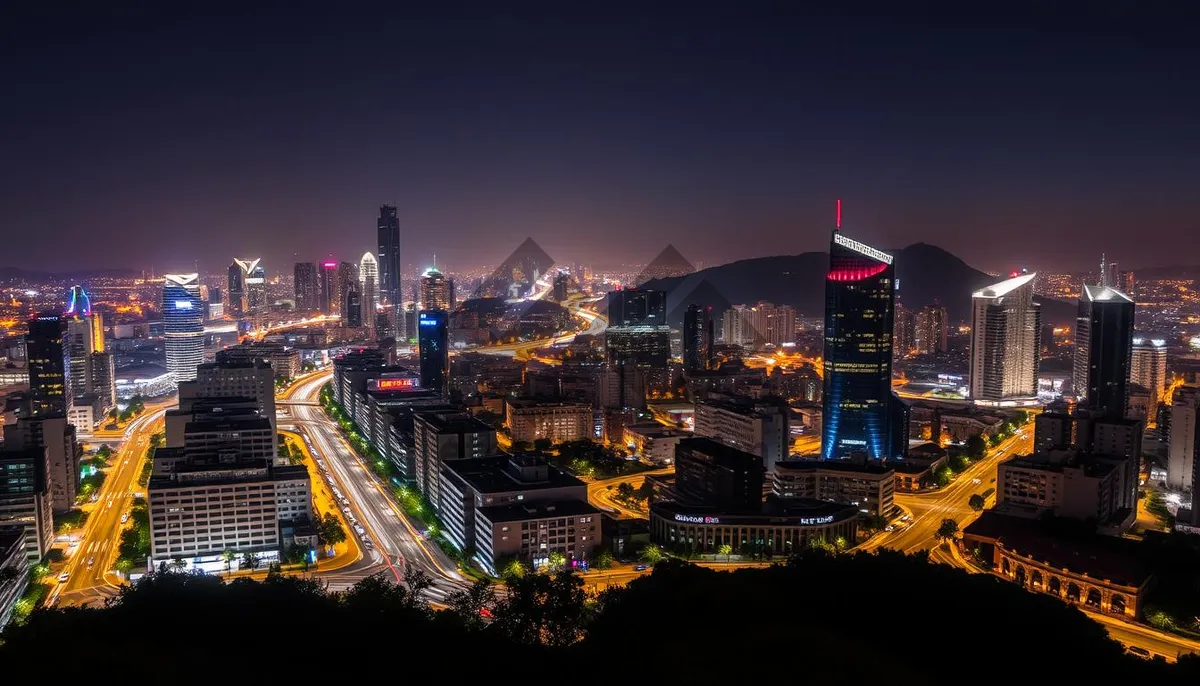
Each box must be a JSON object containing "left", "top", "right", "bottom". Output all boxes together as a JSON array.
[{"left": 634, "top": 564, "right": 648, "bottom": 572}]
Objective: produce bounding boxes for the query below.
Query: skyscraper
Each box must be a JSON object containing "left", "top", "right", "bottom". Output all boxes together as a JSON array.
[
  {"left": 821, "top": 230, "right": 907, "bottom": 460},
  {"left": 683, "top": 304, "right": 707, "bottom": 371},
  {"left": 293, "top": 262, "right": 318, "bottom": 311},
  {"left": 418, "top": 310, "right": 448, "bottom": 394},
  {"left": 1131, "top": 336, "right": 1168, "bottom": 404},
  {"left": 162, "top": 274, "right": 204, "bottom": 383},
  {"left": 913, "top": 304, "right": 948, "bottom": 355},
  {"left": 227, "top": 262, "right": 246, "bottom": 318},
  {"left": 1073, "top": 285, "right": 1135, "bottom": 419},
  {"left": 25, "top": 312, "right": 67, "bottom": 417},
  {"left": 337, "top": 261, "right": 358, "bottom": 317},
  {"left": 64, "top": 286, "right": 114, "bottom": 414},
  {"left": 420, "top": 267, "right": 450, "bottom": 311},
  {"left": 969, "top": 273, "right": 1041, "bottom": 405},
  {"left": 344, "top": 281, "right": 362, "bottom": 328},
  {"left": 318, "top": 261, "right": 338, "bottom": 315},
  {"left": 377, "top": 205, "right": 402, "bottom": 339},
  {"left": 606, "top": 289, "right": 666, "bottom": 327},
  {"left": 359, "top": 252, "right": 379, "bottom": 333},
  {"left": 234, "top": 258, "right": 267, "bottom": 315}
]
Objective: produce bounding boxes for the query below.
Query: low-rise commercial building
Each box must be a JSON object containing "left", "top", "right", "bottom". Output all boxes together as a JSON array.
[
  {"left": 216, "top": 341, "right": 301, "bottom": 380},
  {"left": 650, "top": 498, "right": 859, "bottom": 557},
  {"left": 997, "top": 450, "right": 1126, "bottom": 525},
  {"left": 476, "top": 500, "right": 602, "bottom": 575},
  {"left": 890, "top": 442, "right": 949, "bottom": 492},
  {"left": 506, "top": 398, "right": 592, "bottom": 444},
  {"left": 772, "top": 459, "right": 895, "bottom": 517},
  {"left": 412, "top": 409, "right": 497, "bottom": 510},
  {"left": 621, "top": 422, "right": 687, "bottom": 464},
  {"left": 694, "top": 395, "right": 789, "bottom": 472}
]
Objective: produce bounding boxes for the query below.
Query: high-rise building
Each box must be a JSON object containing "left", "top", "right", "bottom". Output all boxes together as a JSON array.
[
  {"left": 606, "top": 289, "right": 666, "bottom": 327},
  {"left": 420, "top": 267, "right": 450, "bottom": 311},
  {"left": 233, "top": 258, "right": 266, "bottom": 315},
  {"left": 417, "top": 310, "right": 448, "bottom": 394},
  {"left": 1167, "top": 386, "right": 1200, "bottom": 490},
  {"left": 1131, "top": 336, "right": 1168, "bottom": 405},
  {"left": 721, "top": 302, "right": 796, "bottom": 349},
  {"left": 25, "top": 312, "right": 67, "bottom": 417},
  {"left": 293, "top": 262, "right": 318, "bottom": 311},
  {"left": 318, "top": 261, "right": 338, "bottom": 315},
  {"left": 176, "top": 360, "right": 278, "bottom": 438},
  {"left": 162, "top": 274, "right": 204, "bottom": 384},
  {"left": 226, "top": 262, "right": 246, "bottom": 318},
  {"left": 359, "top": 252, "right": 379, "bottom": 332},
  {"left": 1073, "top": 285, "right": 1135, "bottom": 419},
  {"left": 4, "top": 416, "right": 78, "bottom": 513},
  {"left": 337, "top": 261, "right": 358, "bottom": 317},
  {"left": 1119, "top": 270, "right": 1136, "bottom": 299},
  {"left": 683, "top": 304, "right": 707, "bottom": 371},
  {"left": 1099, "top": 254, "right": 1119, "bottom": 290},
  {"left": 0, "top": 448, "right": 53, "bottom": 561},
  {"left": 64, "top": 286, "right": 114, "bottom": 415},
  {"left": 694, "top": 396, "right": 789, "bottom": 473},
  {"left": 913, "top": 304, "right": 948, "bottom": 355},
  {"left": 377, "top": 205, "right": 403, "bottom": 339},
  {"left": 893, "top": 301, "right": 913, "bottom": 359},
  {"left": 821, "top": 230, "right": 907, "bottom": 460},
  {"left": 674, "top": 437, "right": 764, "bottom": 513},
  {"left": 968, "top": 273, "right": 1041, "bottom": 405},
  {"left": 344, "top": 281, "right": 362, "bottom": 328}
]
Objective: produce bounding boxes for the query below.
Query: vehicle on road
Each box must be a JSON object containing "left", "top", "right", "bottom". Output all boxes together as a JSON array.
[
  {"left": 121, "top": 513, "right": 129, "bottom": 524},
  {"left": 1127, "top": 646, "right": 1151, "bottom": 658},
  {"left": 354, "top": 525, "right": 366, "bottom": 535},
  {"left": 58, "top": 572, "right": 69, "bottom": 583},
  {"left": 87, "top": 557, "right": 95, "bottom": 567},
  {"left": 634, "top": 564, "right": 648, "bottom": 571}
]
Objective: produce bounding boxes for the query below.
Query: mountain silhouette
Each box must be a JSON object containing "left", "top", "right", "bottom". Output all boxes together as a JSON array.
[
  {"left": 633, "top": 244, "right": 695, "bottom": 286},
  {"left": 641, "top": 243, "right": 1075, "bottom": 326}
]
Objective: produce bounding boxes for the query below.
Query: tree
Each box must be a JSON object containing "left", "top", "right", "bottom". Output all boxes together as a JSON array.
[
  {"left": 114, "top": 558, "right": 134, "bottom": 576},
  {"left": 614, "top": 482, "right": 636, "bottom": 504},
  {"left": 533, "top": 438, "right": 553, "bottom": 451},
  {"left": 107, "top": 408, "right": 119, "bottom": 421},
  {"left": 491, "top": 569, "right": 591, "bottom": 647},
  {"left": 285, "top": 543, "right": 310, "bottom": 566},
  {"left": 402, "top": 567, "right": 433, "bottom": 608},
  {"left": 592, "top": 548, "right": 613, "bottom": 570},
  {"left": 511, "top": 440, "right": 535, "bottom": 453},
  {"left": 739, "top": 542, "right": 758, "bottom": 560},
  {"left": 948, "top": 454, "right": 969, "bottom": 473},
  {"left": 446, "top": 578, "right": 497, "bottom": 631},
  {"left": 716, "top": 543, "right": 733, "bottom": 560},
  {"left": 639, "top": 544, "right": 665, "bottom": 564},
  {"left": 241, "top": 551, "right": 261, "bottom": 571},
  {"left": 932, "top": 465, "right": 952, "bottom": 488},
  {"left": 861, "top": 514, "right": 888, "bottom": 534},
  {"left": 318, "top": 512, "right": 346, "bottom": 547},
  {"left": 935, "top": 518, "right": 959, "bottom": 544},
  {"left": 548, "top": 551, "right": 567, "bottom": 570},
  {"left": 968, "top": 494, "right": 986, "bottom": 511},
  {"left": 965, "top": 434, "right": 987, "bottom": 459}
]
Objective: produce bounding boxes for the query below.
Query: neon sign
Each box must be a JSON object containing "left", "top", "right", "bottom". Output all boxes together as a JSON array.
[
  {"left": 833, "top": 233, "right": 893, "bottom": 265},
  {"left": 674, "top": 514, "right": 720, "bottom": 524},
  {"left": 377, "top": 377, "right": 417, "bottom": 391},
  {"left": 798, "top": 516, "right": 835, "bottom": 525},
  {"left": 174, "top": 300, "right": 194, "bottom": 310}
]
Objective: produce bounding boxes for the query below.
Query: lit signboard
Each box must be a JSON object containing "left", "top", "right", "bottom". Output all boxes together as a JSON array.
[
  {"left": 377, "top": 377, "right": 418, "bottom": 391},
  {"left": 833, "top": 233, "right": 893, "bottom": 265},
  {"left": 174, "top": 300, "right": 193, "bottom": 310},
  {"left": 674, "top": 514, "right": 720, "bottom": 525},
  {"left": 322, "top": 262, "right": 337, "bottom": 268},
  {"left": 798, "top": 516, "right": 835, "bottom": 526},
  {"left": 245, "top": 277, "right": 264, "bottom": 285},
  {"left": 419, "top": 318, "right": 438, "bottom": 327}
]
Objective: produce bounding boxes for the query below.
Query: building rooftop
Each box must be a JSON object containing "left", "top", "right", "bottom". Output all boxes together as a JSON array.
[
  {"left": 653, "top": 496, "right": 858, "bottom": 525},
  {"left": 477, "top": 499, "right": 601, "bottom": 523},
  {"left": 1081, "top": 284, "right": 1134, "bottom": 304},
  {"left": 623, "top": 422, "right": 689, "bottom": 439},
  {"left": 1002, "top": 452, "right": 1116, "bottom": 478},
  {"left": 506, "top": 397, "right": 590, "bottom": 410},
  {"left": 415, "top": 409, "right": 494, "bottom": 434},
  {"left": 677, "top": 436, "right": 762, "bottom": 468},
  {"left": 963, "top": 511, "right": 1150, "bottom": 587},
  {"left": 774, "top": 459, "right": 893, "bottom": 477},
  {"left": 443, "top": 454, "right": 584, "bottom": 494},
  {"left": 972, "top": 272, "right": 1037, "bottom": 299}
]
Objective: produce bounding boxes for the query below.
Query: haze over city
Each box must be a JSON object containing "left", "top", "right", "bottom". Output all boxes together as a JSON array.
[{"left": 3, "top": 5, "right": 1198, "bottom": 274}]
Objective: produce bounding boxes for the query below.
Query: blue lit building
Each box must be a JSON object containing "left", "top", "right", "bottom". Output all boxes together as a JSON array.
[
  {"left": 417, "top": 310, "right": 448, "bottom": 395},
  {"left": 162, "top": 274, "right": 204, "bottom": 383},
  {"left": 821, "top": 230, "right": 908, "bottom": 460}
]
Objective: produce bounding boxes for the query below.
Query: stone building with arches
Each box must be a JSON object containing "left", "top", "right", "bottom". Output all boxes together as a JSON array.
[{"left": 962, "top": 511, "right": 1154, "bottom": 619}]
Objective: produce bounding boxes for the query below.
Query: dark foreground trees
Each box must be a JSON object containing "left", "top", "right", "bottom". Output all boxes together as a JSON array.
[{"left": 2, "top": 551, "right": 1195, "bottom": 684}]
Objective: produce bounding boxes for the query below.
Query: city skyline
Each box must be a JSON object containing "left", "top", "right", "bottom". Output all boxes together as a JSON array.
[{"left": 2, "top": 7, "right": 1198, "bottom": 274}]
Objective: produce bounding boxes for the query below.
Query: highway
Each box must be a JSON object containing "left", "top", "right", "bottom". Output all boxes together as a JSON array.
[
  {"left": 49, "top": 407, "right": 166, "bottom": 607},
  {"left": 474, "top": 292, "right": 606, "bottom": 361},
  {"left": 586, "top": 468, "right": 672, "bottom": 520},
  {"left": 279, "top": 372, "right": 470, "bottom": 601}
]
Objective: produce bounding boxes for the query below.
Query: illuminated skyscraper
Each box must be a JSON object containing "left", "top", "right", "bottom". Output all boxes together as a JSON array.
[
  {"left": 64, "top": 285, "right": 115, "bottom": 413},
  {"left": 913, "top": 304, "right": 948, "bottom": 355},
  {"left": 418, "top": 310, "right": 448, "bottom": 394},
  {"left": 318, "top": 261, "right": 338, "bottom": 315},
  {"left": 683, "top": 304, "right": 707, "bottom": 371},
  {"left": 337, "top": 261, "right": 357, "bottom": 317},
  {"left": 293, "top": 262, "right": 318, "bottom": 311},
  {"left": 343, "top": 281, "right": 362, "bottom": 328},
  {"left": 821, "top": 229, "right": 907, "bottom": 460},
  {"left": 1074, "top": 285, "right": 1135, "bottom": 419},
  {"left": 162, "top": 274, "right": 204, "bottom": 383},
  {"left": 969, "top": 273, "right": 1041, "bottom": 405},
  {"left": 233, "top": 258, "right": 267, "bottom": 315},
  {"left": 377, "top": 205, "right": 402, "bottom": 339},
  {"left": 359, "top": 252, "right": 379, "bottom": 332},
  {"left": 1131, "top": 336, "right": 1167, "bottom": 404},
  {"left": 25, "top": 312, "right": 67, "bottom": 417},
  {"left": 420, "top": 267, "right": 450, "bottom": 311},
  {"left": 227, "top": 262, "right": 246, "bottom": 318}
]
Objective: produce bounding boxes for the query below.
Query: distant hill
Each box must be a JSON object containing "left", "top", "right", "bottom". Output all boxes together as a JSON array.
[
  {"left": 641, "top": 242, "right": 1076, "bottom": 327},
  {"left": 0, "top": 266, "right": 140, "bottom": 282}
]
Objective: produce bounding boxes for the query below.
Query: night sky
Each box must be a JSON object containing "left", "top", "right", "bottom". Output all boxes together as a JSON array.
[{"left": 2, "top": 5, "right": 1197, "bottom": 275}]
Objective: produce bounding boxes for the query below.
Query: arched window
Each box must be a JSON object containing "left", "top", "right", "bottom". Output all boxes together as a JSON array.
[
  {"left": 1031, "top": 570, "right": 1043, "bottom": 588},
  {"left": 1111, "top": 595, "right": 1126, "bottom": 615},
  {"left": 1015, "top": 565, "right": 1026, "bottom": 585},
  {"left": 1067, "top": 583, "right": 1081, "bottom": 602},
  {"left": 1086, "top": 589, "right": 1102, "bottom": 608},
  {"left": 1049, "top": 577, "right": 1061, "bottom": 595},
  {"left": 1002, "top": 558, "right": 1010, "bottom": 574}
]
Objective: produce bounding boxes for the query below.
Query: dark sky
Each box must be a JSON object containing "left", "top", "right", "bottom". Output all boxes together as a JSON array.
[{"left": 2, "top": 4, "right": 1197, "bottom": 276}]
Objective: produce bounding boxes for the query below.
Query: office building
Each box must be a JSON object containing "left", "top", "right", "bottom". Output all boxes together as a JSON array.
[
  {"left": 417, "top": 310, "right": 448, "bottom": 394},
  {"left": 998, "top": 451, "right": 1121, "bottom": 523},
  {"left": 25, "top": 312, "right": 68, "bottom": 417},
  {"left": 318, "top": 261, "right": 338, "bottom": 315},
  {"left": 650, "top": 497, "right": 860, "bottom": 559},
  {"left": 216, "top": 341, "right": 301, "bottom": 380},
  {"left": 378, "top": 204, "right": 403, "bottom": 339},
  {"left": 606, "top": 289, "right": 666, "bottom": 327},
  {"left": 0, "top": 448, "right": 54, "bottom": 561},
  {"left": 674, "top": 437, "right": 764, "bottom": 513},
  {"left": 621, "top": 423, "right": 688, "bottom": 464},
  {"left": 893, "top": 301, "right": 913, "bottom": 359},
  {"left": 721, "top": 302, "right": 796, "bottom": 349},
  {"left": 420, "top": 267, "right": 450, "bottom": 311},
  {"left": 293, "top": 262, "right": 318, "bottom": 311},
  {"left": 604, "top": 326, "right": 670, "bottom": 369},
  {"left": 234, "top": 258, "right": 267, "bottom": 315},
  {"left": 683, "top": 304, "right": 706, "bottom": 371},
  {"left": 506, "top": 398, "right": 592, "bottom": 444},
  {"left": 337, "top": 260, "right": 358, "bottom": 316},
  {"left": 969, "top": 273, "right": 1041, "bottom": 405},
  {"left": 4, "top": 416, "right": 79, "bottom": 513},
  {"left": 0, "top": 531, "right": 29, "bottom": 628},
  {"left": 359, "top": 252, "right": 379, "bottom": 333},
  {"left": 821, "top": 229, "right": 908, "bottom": 460},
  {"left": 1073, "top": 285, "right": 1135, "bottom": 418},
  {"left": 913, "top": 304, "right": 948, "bottom": 355},
  {"left": 344, "top": 280, "right": 362, "bottom": 328},
  {"left": 178, "top": 360, "right": 277, "bottom": 435},
  {"left": 1130, "top": 337, "right": 1168, "bottom": 406},
  {"left": 64, "top": 286, "right": 115, "bottom": 420},
  {"left": 411, "top": 409, "right": 498, "bottom": 511},
  {"left": 1034, "top": 410, "right": 1073, "bottom": 454},
  {"left": 1118, "top": 270, "right": 1136, "bottom": 299},
  {"left": 226, "top": 261, "right": 246, "bottom": 318},
  {"left": 773, "top": 459, "right": 895, "bottom": 517},
  {"left": 1167, "top": 386, "right": 1200, "bottom": 490},
  {"left": 162, "top": 274, "right": 204, "bottom": 383},
  {"left": 439, "top": 454, "right": 599, "bottom": 573},
  {"left": 694, "top": 396, "right": 789, "bottom": 473}
]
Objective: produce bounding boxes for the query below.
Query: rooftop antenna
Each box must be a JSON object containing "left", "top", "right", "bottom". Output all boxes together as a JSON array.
[{"left": 836, "top": 199, "right": 842, "bottom": 231}]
